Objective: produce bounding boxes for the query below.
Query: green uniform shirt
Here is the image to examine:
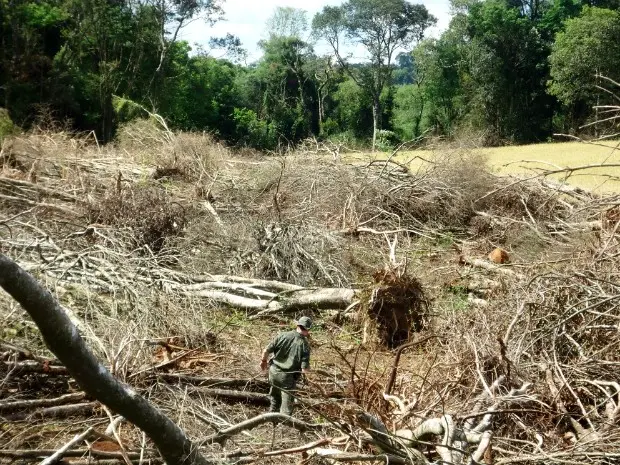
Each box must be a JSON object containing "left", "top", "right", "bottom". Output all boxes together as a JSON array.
[{"left": 266, "top": 330, "right": 310, "bottom": 373}]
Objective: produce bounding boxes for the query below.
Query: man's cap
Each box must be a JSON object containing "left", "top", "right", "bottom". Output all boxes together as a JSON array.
[{"left": 296, "top": 316, "right": 312, "bottom": 330}]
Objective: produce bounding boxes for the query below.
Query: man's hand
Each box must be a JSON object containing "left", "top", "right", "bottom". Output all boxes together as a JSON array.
[{"left": 260, "top": 359, "right": 268, "bottom": 371}]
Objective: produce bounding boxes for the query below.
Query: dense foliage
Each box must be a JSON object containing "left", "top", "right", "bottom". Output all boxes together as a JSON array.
[{"left": 1, "top": 0, "right": 618, "bottom": 149}]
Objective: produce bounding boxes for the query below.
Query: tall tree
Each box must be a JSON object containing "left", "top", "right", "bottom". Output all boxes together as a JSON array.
[
  {"left": 548, "top": 6, "right": 620, "bottom": 132},
  {"left": 460, "top": 0, "right": 554, "bottom": 143},
  {"left": 147, "top": 0, "right": 222, "bottom": 85},
  {"left": 253, "top": 36, "right": 318, "bottom": 143},
  {"left": 265, "top": 6, "right": 308, "bottom": 40},
  {"left": 0, "top": 0, "right": 68, "bottom": 123},
  {"left": 54, "top": 0, "right": 142, "bottom": 141},
  {"left": 312, "top": 0, "right": 436, "bottom": 150}
]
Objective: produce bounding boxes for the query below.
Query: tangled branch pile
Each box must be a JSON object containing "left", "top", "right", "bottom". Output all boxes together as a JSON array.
[{"left": 1, "top": 122, "right": 620, "bottom": 464}]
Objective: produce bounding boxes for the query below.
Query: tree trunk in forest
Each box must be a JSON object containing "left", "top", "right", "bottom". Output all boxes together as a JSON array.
[
  {"left": 0, "top": 253, "right": 212, "bottom": 465},
  {"left": 372, "top": 97, "right": 380, "bottom": 152}
]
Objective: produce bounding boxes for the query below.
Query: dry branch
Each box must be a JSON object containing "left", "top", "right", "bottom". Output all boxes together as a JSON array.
[
  {"left": 154, "top": 374, "right": 270, "bottom": 390},
  {"left": 309, "top": 449, "right": 409, "bottom": 464},
  {"left": 0, "top": 341, "right": 59, "bottom": 363},
  {"left": 39, "top": 427, "right": 94, "bottom": 465},
  {"left": 260, "top": 438, "right": 330, "bottom": 456},
  {"left": 0, "top": 392, "right": 86, "bottom": 413},
  {"left": 0, "top": 448, "right": 144, "bottom": 459},
  {"left": 203, "top": 413, "right": 322, "bottom": 445},
  {"left": 194, "top": 388, "right": 270, "bottom": 405},
  {"left": 4, "top": 401, "right": 99, "bottom": 421},
  {"left": 1, "top": 359, "right": 68, "bottom": 374},
  {"left": 459, "top": 255, "right": 524, "bottom": 278}
]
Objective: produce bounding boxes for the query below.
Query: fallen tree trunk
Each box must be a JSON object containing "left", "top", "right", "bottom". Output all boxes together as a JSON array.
[
  {"left": 0, "top": 253, "right": 212, "bottom": 465},
  {"left": 459, "top": 255, "right": 524, "bottom": 279},
  {"left": 176, "top": 285, "right": 357, "bottom": 317}
]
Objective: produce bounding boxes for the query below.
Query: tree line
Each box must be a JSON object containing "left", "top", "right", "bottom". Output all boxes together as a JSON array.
[{"left": 1, "top": 0, "right": 619, "bottom": 150}]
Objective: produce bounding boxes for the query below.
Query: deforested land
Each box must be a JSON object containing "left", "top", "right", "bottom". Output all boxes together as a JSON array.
[{"left": 2, "top": 118, "right": 620, "bottom": 465}]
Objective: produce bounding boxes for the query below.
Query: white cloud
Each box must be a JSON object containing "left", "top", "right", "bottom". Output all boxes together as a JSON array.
[{"left": 179, "top": 0, "right": 453, "bottom": 63}]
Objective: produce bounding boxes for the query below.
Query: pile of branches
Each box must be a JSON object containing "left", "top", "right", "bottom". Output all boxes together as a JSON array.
[{"left": 3, "top": 127, "right": 620, "bottom": 465}]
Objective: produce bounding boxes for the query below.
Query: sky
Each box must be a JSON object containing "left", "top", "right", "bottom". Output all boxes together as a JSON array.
[{"left": 178, "top": 0, "right": 454, "bottom": 63}]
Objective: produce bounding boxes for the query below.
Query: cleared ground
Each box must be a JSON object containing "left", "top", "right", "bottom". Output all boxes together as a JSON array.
[{"left": 354, "top": 139, "right": 620, "bottom": 193}]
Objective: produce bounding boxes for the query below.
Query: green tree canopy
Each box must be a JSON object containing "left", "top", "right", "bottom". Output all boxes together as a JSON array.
[
  {"left": 313, "top": 0, "right": 436, "bottom": 150},
  {"left": 548, "top": 6, "right": 620, "bottom": 128}
]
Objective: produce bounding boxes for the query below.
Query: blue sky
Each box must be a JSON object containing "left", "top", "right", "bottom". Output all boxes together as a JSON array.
[{"left": 179, "top": 0, "right": 454, "bottom": 63}]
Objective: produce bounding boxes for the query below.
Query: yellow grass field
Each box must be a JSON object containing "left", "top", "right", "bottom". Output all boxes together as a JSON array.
[{"left": 356, "top": 140, "right": 620, "bottom": 193}]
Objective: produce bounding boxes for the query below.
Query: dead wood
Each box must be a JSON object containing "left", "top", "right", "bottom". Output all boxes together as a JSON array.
[
  {"left": 203, "top": 413, "right": 322, "bottom": 445},
  {"left": 459, "top": 255, "right": 524, "bottom": 278},
  {"left": 154, "top": 374, "right": 270, "bottom": 390},
  {"left": 194, "top": 388, "right": 270, "bottom": 405},
  {"left": 189, "top": 275, "right": 304, "bottom": 292},
  {"left": 4, "top": 402, "right": 99, "bottom": 421},
  {"left": 0, "top": 176, "right": 79, "bottom": 203},
  {"left": 362, "top": 269, "right": 428, "bottom": 348},
  {"left": 309, "top": 449, "right": 409, "bottom": 463},
  {"left": 383, "top": 335, "right": 444, "bottom": 406},
  {"left": 50, "top": 461, "right": 163, "bottom": 465},
  {"left": 40, "top": 427, "right": 95, "bottom": 465},
  {"left": 259, "top": 438, "right": 330, "bottom": 456},
  {"left": 0, "top": 449, "right": 144, "bottom": 459},
  {"left": 0, "top": 253, "right": 212, "bottom": 465},
  {"left": 0, "top": 341, "right": 59, "bottom": 364},
  {"left": 3, "top": 130, "right": 620, "bottom": 465},
  {"left": 178, "top": 285, "right": 357, "bottom": 316},
  {"left": 1, "top": 360, "right": 68, "bottom": 375},
  {"left": 0, "top": 392, "right": 87, "bottom": 413}
]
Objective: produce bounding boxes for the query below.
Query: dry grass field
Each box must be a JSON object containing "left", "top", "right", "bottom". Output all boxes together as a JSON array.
[{"left": 354, "top": 139, "right": 620, "bottom": 193}]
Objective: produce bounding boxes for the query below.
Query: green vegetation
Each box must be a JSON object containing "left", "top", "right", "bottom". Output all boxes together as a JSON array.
[
  {"left": 0, "top": 108, "right": 17, "bottom": 142},
  {"left": 0, "top": 0, "right": 618, "bottom": 150}
]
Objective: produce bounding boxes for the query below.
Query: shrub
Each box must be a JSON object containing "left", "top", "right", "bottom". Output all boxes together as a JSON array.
[
  {"left": 115, "top": 117, "right": 172, "bottom": 151},
  {"left": 375, "top": 129, "right": 400, "bottom": 151},
  {"left": 232, "top": 108, "right": 278, "bottom": 150},
  {"left": 116, "top": 118, "right": 222, "bottom": 182},
  {"left": 0, "top": 108, "right": 18, "bottom": 143}
]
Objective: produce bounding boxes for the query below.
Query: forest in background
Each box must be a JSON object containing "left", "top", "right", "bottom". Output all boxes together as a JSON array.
[{"left": 1, "top": 0, "right": 620, "bottom": 151}]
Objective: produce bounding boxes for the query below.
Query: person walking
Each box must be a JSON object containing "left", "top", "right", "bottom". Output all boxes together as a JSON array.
[{"left": 260, "top": 316, "right": 312, "bottom": 415}]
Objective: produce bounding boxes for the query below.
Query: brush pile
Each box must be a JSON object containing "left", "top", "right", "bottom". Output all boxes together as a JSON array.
[{"left": 1, "top": 121, "right": 620, "bottom": 464}]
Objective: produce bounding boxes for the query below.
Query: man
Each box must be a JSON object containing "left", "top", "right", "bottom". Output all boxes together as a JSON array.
[{"left": 260, "top": 316, "right": 312, "bottom": 415}]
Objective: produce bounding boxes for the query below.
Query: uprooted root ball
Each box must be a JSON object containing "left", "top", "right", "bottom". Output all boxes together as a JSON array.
[{"left": 362, "top": 268, "right": 428, "bottom": 349}]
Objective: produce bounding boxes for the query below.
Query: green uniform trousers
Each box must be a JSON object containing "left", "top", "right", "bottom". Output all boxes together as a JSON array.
[{"left": 268, "top": 365, "right": 298, "bottom": 415}]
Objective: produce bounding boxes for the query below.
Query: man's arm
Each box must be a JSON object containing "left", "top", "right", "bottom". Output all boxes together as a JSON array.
[
  {"left": 300, "top": 343, "right": 311, "bottom": 373},
  {"left": 260, "top": 334, "right": 280, "bottom": 371},
  {"left": 260, "top": 347, "right": 270, "bottom": 371}
]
